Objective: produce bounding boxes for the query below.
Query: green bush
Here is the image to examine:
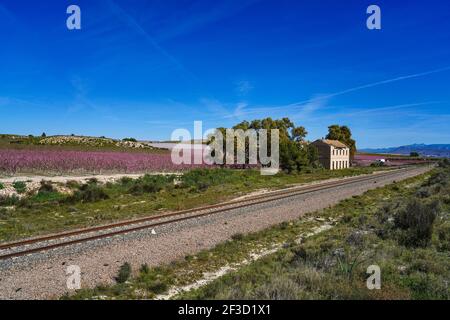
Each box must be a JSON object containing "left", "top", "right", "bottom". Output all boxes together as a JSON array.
[
  {"left": 87, "top": 178, "right": 98, "bottom": 185},
  {"left": 0, "top": 195, "right": 20, "bottom": 206},
  {"left": 119, "top": 177, "right": 133, "bottom": 186},
  {"left": 140, "top": 264, "right": 150, "bottom": 274},
  {"left": 66, "top": 183, "right": 109, "bottom": 203},
  {"left": 127, "top": 174, "right": 174, "bottom": 195},
  {"left": 39, "top": 180, "right": 54, "bottom": 193},
  {"left": 254, "top": 276, "right": 299, "bottom": 300},
  {"left": 434, "top": 222, "right": 450, "bottom": 252},
  {"left": 65, "top": 180, "right": 80, "bottom": 189},
  {"left": 423, "top": 171, "right": 447, "bottom": 187},
  {"left": 13, "top": 181, "right": 27, "bottom": 194},
  {"left": 394, "top": 199, "right": 439, "bottom": 248},
  {"left": 116, "top": 263, "right": 132, "bottom": 284},
  {"left": 0, "top": 182, "right": 4, "bottom": 190},
  {"left": 0, "top": 207, "right": 11, "bottom": 219},
  {"left": 279, "top": 140, "right": 309, "bottom": 173},
  {"left": 370, "top": 161, "right": 385, "bottom": 167},
  {"left": 231, "top": 233, "right": 244, "bottom": 241},
  {"left": 145, "top": 279, "right": 168, "bottom": 294},
  {"left": 415, "top": 187, "right": 430, "bottom": 198},
  {"left": 438, "top": 158, "right": 450, "bottom": 168},
  {"left": 181, "top": 169, "right": 238, "bottom": 191}
]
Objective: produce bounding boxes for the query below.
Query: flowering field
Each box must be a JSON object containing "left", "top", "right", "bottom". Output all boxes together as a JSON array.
[
  {"left": 0, "top": 149, "right": 210, "bottom": 175},
  {"left": 354, "top": 154, "right": 385, "bottom": 161},
  {"left": 354, "top": 154, "right": 429, "bottom": 166}
]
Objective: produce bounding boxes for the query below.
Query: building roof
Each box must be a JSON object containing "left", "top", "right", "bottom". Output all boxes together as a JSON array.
[{"left": 313, "top": 139, "right": 348, "bottom": 148}]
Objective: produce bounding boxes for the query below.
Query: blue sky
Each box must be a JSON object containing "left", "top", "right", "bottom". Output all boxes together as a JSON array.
[{"left": 0, "top": 0, "right": 449, "bottom": 148}]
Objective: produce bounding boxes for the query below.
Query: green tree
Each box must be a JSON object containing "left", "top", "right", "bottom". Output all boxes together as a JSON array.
[
  {"left": 325, "top": 125, "right": 356, "bottom": 159},
  {"left": 208, "top": 117, "right": 313, "bottom": 173}
]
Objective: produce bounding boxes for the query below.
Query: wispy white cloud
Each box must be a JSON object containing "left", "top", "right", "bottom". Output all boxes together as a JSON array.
[
  {"left": 318, "top": 101, "right": 446, "bottom": 120},
  {"left": 235, "top": 80, "right": 253, "bottom": 96},
  {"left": 232, "top": 102, "right": 249, "bottom": 118},
  {"left": 67, "top": 76, "right": 113, "bottom": 116},
  {"left": 0, "top": 96, "right": 42, "bottom": 108},
  {"left": 309, "top": 66, "right": 450, "bottom": 103},
  {"left": 200, "top": 98, "right": 233, "bottom": 119},
  {"left": 248, "top": 66, "right": 450, "bottom": 114}
]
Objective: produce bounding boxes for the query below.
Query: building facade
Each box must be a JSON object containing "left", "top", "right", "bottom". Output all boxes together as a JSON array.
[{"left": 312, "top": 139, "right": 350, "bottom": 170}]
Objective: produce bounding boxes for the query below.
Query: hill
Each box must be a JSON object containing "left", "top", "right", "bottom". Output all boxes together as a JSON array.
[
  {"left": 0, "top": 134, "right": 159, "bottom": 152},
  {"left": 359, "top": 144, "right": 450, "bottom": 158}
]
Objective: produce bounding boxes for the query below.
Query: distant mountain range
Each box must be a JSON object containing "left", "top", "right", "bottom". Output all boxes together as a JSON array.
[{"left": 359, "top": 144, "right": 450, "bottom": 158}]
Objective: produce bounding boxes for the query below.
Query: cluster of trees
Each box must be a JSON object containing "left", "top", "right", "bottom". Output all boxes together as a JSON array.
[
  {"left": 325, "top": 125, "right": 356, "bottom": 159},
  {"left": 122, "top": 137, "right": 138, "bottom": 142},
  {"left": 209, "top": 117, "right": 356, "bottom": 173},
  {"left": 234, "top": 118, "right": 320, "bottom": 172}
]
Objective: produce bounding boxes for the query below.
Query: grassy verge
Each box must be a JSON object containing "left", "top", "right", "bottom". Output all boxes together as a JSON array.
[
  {"left": 0, "top": 167, "right": 386, "bottom": 242},
  {"left": 65, "top": 163, "right": 448, "bottom": 300}
]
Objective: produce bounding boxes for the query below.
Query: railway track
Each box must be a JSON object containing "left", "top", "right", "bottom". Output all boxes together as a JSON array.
[{"left": 0, "top": 167, "right": 422, "bottom": 261}]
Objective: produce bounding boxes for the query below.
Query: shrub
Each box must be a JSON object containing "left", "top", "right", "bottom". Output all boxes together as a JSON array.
[
  {"left": 145, "top": 279, "right": 168, "bottom": 294},
  {"left": 0, "top": 182, "right": 4, "bottom": 190},
  {"left": 231, "top": 233, "right": 244, "bottom": 241},
  {"left": 394, "top": 199, "right": 439, "bottom": 248},
  {"left": 434, "top": 222, "right": 450, "bottom": 252},
  {"left": 370, "top": 161, "right": 385, "bottom": 167},
  {"left": 116, "top": 262, "right": 132, "bottom": 284},
  {"left": 66, "top": 180, "right": 80, "bottom": 189},
  {"left": 127, "top": 174, "right": 173, "bottom": 195},
  {"left": 39, "top": 180, "right": 54, "bottom": 193},
  {"left": 87, "top": 178, "right": 98, "bottom": 185},
  {"left": 254, "top": 276, "right": 299, "bottom": 300},
  {"left": 122, "top": 138, "right": 137, "bottom": 142},
  {"left": 181, "top": 169, "right": 237, "bottom": 191},
  {"left": 0, "top": 195, "right": 20, "bottom": 206},
  {"left": 438, "top": 158, "right": 450, "bottom": 168},
  {"left": 140, "top": 264, "right": 150, "bottom": 274},
  {"left": 119, "top": 177, "right": 133, "bottom": 186},
  {"left": 415, "top": 187, "right": 430, "bottom": 198},
  {"left": 66, "top": 183, "right": 109, "bottom": 203},
  {"left": 0, "top": 207, "right": 10, "bottom": 219},
  {"left": 423, "top": 171, "right": 448, "bottom": 187},
  {"left": 13, "top": 181, "right": 27, "bottom": 194}
]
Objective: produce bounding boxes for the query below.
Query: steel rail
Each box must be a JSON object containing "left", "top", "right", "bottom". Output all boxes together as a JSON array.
[{"left": 0, "top": 167, "right": 415, "bottom": 260}]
